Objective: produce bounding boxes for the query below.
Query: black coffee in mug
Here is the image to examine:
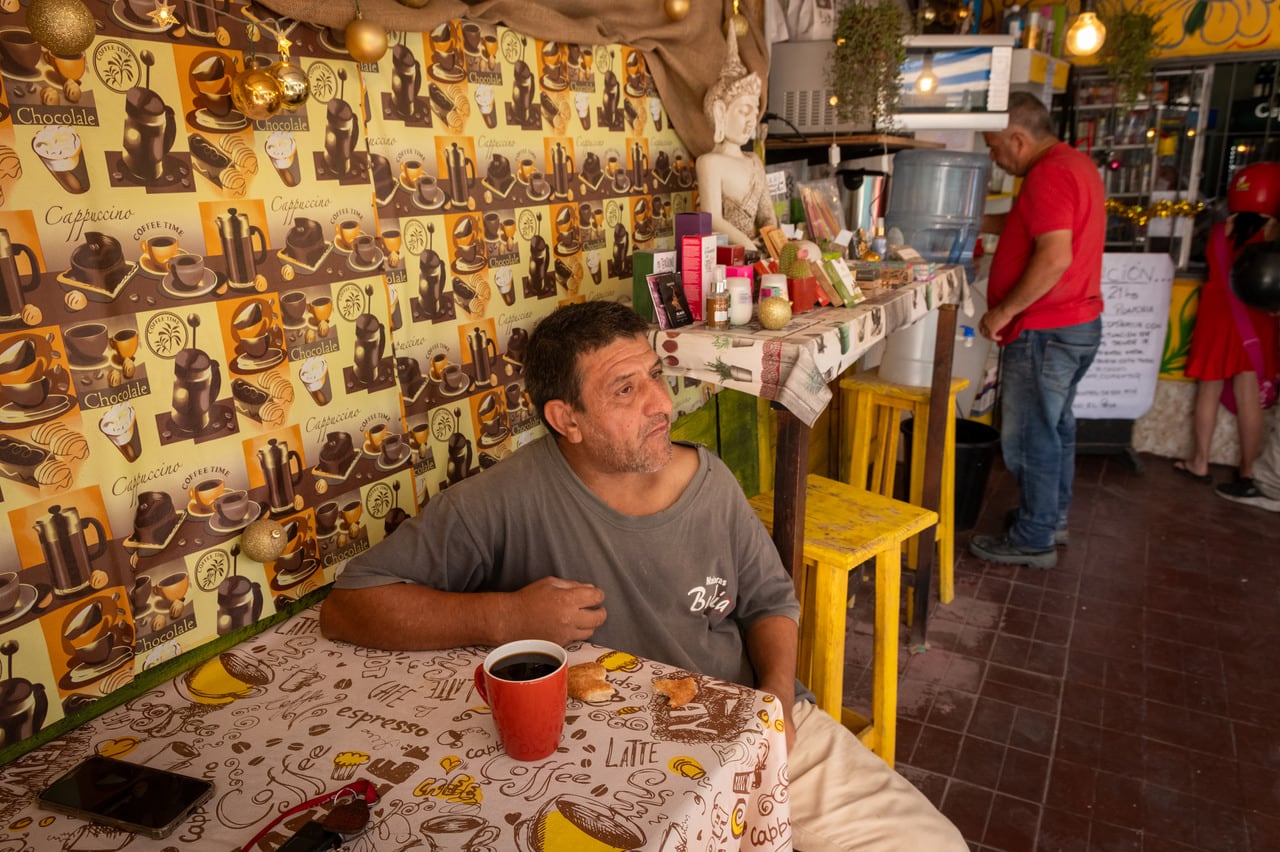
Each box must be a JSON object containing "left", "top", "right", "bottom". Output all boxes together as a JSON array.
[{"left": 491, "top": 652, "right": 560, "bottom": 681}]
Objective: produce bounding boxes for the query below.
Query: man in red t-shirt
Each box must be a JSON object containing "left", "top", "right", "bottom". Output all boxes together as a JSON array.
[{"left": 969, "top": 92, "right": 1105, "bottom": 569}]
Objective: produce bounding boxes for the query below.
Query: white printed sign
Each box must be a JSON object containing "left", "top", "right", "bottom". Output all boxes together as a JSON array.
[{"left": 1073, "top": 253, "right": 1175, "bottom": 420}]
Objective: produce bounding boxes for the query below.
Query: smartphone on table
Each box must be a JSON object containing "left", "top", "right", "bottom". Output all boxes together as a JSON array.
[{"left": 38, "top": 754, "right": 214, "bottom": 839}]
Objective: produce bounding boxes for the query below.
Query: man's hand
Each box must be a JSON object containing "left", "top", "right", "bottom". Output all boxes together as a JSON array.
[
  {"left": 978, "top": 308, "right": 1008, "bottom": 342},
  {"left": 506, "top": 577, "right": 607, "bottom": 646}
]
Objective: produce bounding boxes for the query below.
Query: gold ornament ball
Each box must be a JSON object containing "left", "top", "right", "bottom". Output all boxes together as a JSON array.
[
  {"left": 724, "top": 13, "right": 748, "bottom": 38},
  {"left": 27, "top": 0, "right": 97, "bottom": 57},
  {"left": 345, "top": 16, "right": 388, "bottom": 64},
  {"left": 269, "top": 61, "right": 310, "bottom": 110},
  {"left": 758, "top": 296, "right": 792, "bottom": 330},
  {"left": 241, "top": 518, "right": 288, "bottom": 563},
  {"left": 665, "top": 0, "right": 690, "bottom": 21},
  {"left": 230, "top": 68, "right": 283, "bottom": 120}
]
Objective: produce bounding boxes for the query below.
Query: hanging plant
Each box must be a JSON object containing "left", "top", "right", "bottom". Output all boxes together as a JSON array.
[
  {"left": 829, "top": 0, "right": 909, "bottom": 132},
  {"left": 1099, "top": 7, "right": 1162, "bottom": 109}
]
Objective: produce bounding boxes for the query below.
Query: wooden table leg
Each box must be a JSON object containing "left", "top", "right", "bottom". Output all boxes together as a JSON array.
[
  {"left": 912, "top": 304, "right": 958, "bottom": 646},
  {"left": 772, "top": 405, "right": 809, "bottom": 580}
]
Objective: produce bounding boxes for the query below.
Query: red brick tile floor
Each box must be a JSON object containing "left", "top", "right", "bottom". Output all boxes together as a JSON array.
[{"left": 840, "top": 452, "right": 1280, "bottom": 851}]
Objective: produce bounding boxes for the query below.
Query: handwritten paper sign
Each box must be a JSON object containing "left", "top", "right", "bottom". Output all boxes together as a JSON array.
[{"left": 1073, "top": 253, "right": 1175, "bottom": 420}]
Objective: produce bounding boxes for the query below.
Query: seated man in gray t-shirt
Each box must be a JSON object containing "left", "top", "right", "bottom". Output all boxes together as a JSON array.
[{"left": 322, "top": 301, "right": 965, "bottom": 852}]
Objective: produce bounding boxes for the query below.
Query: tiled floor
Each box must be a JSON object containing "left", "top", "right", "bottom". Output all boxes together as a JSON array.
[{"left": 842, "top": 452, "right": 1280, "bottom": 852}]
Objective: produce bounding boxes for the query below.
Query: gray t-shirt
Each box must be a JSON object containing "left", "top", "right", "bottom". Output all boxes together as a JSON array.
[{"left": 337, "top": 436, "right": 801, "bottom": 689}]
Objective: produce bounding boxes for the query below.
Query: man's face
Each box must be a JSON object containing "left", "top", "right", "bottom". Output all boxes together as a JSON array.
[
  {"left": 983, "top": 129, "right": 1025, "bottom": 177},
  {"left": 568, "top": 334, "right": 673, "bottom": 474}
]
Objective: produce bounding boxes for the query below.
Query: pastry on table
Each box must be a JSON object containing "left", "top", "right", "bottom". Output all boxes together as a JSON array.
[{"left": 567, "top": 661, "right": 614, "bottom": 703}]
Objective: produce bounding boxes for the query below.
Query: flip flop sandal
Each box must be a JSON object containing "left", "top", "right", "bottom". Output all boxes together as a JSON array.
[{"left": 1173, "top": 461, "right": 1212, "bottom": 484}]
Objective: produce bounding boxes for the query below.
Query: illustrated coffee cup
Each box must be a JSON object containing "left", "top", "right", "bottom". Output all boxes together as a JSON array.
[
  {"left": 280, "top": 291, "right": 308, "bottom": 325},
  {"left": 5, "top": 376, "right": 50, "bottom": 409},
  {"left": 441, "top": 363, "right": 467, "bottom": 392},
  {"left": 416, "top": 175, "right": 439, "bottom": 205},
  {"left": 429, "top": 352, "right": 449, "bottom": 382},
  {"left": 0, "top": 572, "right": 20, "bottom": 615},
  {"left": 518, "top": 157, "right": 536, "bottom": 183},
  {"left": 99, "top": 401, "right": 140, "bottom": 461},
  {"left": 63, "top": 323, "right": 109, "bottom": 366},
  {"left": 337, "top": 218, "right": 361, "bottom": 247},
  {"left": 352, "top": 234, "right": 379, "bottom": 265},
  {"left": 190, "top": 477, "right": 225, "bottom": 512},
  {"left": 129, "top": 575, "right": 152, "bottom": 612},
  {"left": 315, "top": 501, "right": 341, "bottom": 536},
  {"left": 32, "top": 124, "right": 89, "bottom": 194},
  {"left": 299, "top": 356, "right": 331, "bottom": 405},
  {"left": 365, "top": 423, "right": 387, "bottom": 452},
  {"left": 167, "top": 254, "right": 206, "bottom": 290},
  {"left": 141, "top": 235, "right": 181, "bottom": 269},
  {"left": 401, "top": 159, "right": 423, "bottom": 186},
  {"left": 238, "top": 333, "right": 270, "bottom": 359},
  {"left": 214, "top": 490, "right": 250, "bottom": 526},
  {"left": 0, "top": 30, "right": 41, "bottom": 75},
  {"left": 420, "top": 815, "right": 500, "bottom": 852},
  {"left": 380, "top": 433, "right": 405, "bottom": 465},
  {"left": 473, "top": 639, "right": 567, "bottom": 761},
  {"left": 514, "top": 794, "right": 644, "bottom": 851}
]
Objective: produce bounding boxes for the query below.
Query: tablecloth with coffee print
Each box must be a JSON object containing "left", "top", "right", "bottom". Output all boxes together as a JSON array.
[
  {"left": 657, "top": 267, "right": 969, "bottom": 427},
  {"left": 0, "top": 0, "right": 695, "bottom": 763},
  {"left": 0, "top": 604, "right": 793, "bottom": 851}
]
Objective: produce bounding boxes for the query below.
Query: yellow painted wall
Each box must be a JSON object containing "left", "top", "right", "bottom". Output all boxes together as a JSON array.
[{"left": 993, "top": 1, "right": 1278, "bottom": 57}]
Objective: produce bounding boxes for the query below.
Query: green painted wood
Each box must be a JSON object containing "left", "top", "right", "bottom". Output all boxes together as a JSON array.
[
  {"left": 716, "top": 389, "right": 762, "bottom": 497},
  {"left": 671, "top": 390, "right": 763, "bottom": 498}
]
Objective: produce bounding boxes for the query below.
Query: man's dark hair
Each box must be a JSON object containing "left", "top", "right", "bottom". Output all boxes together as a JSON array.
[
  {"left": 525, "top": 301, "right": 650, "bottom": 435},
  {"left": 1007, "top": 92, "right": 1056, "bottom": 140}
]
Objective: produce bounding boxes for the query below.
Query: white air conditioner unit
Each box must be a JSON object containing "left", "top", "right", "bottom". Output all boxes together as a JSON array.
[{"left": 767, "top": 35, "right": 1016, "bottom": 134}]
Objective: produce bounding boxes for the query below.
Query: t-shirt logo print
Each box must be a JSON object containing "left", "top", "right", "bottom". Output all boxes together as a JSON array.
[{"left": 687, "top": 577, "right": 731, "bottom": 614}]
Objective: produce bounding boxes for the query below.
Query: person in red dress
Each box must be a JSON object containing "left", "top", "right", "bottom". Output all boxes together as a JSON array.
[{"left": 1178, "top": 161, "right": 1280, "bottom": 499}]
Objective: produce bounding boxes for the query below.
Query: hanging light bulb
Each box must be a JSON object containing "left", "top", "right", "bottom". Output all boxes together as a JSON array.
[
  {"left": 1066, "top": 1, "right": 1106, "bottom": 57},
  {"left": 916, "top": 52, "right": 938, "bottom": 95}
]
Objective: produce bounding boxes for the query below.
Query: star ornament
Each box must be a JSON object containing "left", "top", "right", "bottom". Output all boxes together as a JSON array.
[
  {"left": 275, "top": 32, "right": 293, "bottom": 60},
  {"left": 148, "top": 0, "right": 177, "bottom": 26}
]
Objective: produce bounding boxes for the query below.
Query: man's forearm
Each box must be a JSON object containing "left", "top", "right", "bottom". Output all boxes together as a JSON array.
[
  {"left": 745, "top": 615, "right": 799, "bottom": 703},
  {"left": 319, "top": 584, "right": 512, "bottom": 650}
]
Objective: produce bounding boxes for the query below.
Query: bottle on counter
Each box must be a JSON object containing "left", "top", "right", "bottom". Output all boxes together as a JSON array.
[
  {"left": 1023, "top": 9, "right": 1040, "bottom": 50},
  {"left": 1004, "top": 4, "right": 1023, "bottom": 42},
  {"left": 705, "top": 276, "right": 730, "bottom": 329}
]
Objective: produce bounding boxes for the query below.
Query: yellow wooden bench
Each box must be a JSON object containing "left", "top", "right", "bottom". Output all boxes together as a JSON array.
[
  {"left": 750, "top": 475, "right": 938, "bottom": 767},
  {"left": 838, "top": 368, "right": 968, "bottom": 607}
]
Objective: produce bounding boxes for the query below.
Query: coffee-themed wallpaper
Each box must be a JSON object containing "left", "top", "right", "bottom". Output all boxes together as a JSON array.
[{"left": 0, "top": 0, "right": 694, "bottom": 758}]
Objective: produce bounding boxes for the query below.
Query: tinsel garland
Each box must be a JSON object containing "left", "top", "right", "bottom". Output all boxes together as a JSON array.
[{"left": 1105, "top": 198, "right": 1204, "bottom": 227}]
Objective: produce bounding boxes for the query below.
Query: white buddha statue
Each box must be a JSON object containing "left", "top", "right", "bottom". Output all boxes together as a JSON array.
[{"left": 695, "top": 27, "right": 777, "bottom": 249}]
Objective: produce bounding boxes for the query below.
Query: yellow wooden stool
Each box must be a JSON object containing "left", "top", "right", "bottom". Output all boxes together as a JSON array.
[
  {"left": 749, "top": 475, "right": 938, "bottom": 767},
  {"left": 838, "top": 368, "right": 968, "bottom": 606}
]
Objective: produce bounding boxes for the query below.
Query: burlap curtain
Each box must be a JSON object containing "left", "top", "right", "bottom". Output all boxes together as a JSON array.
[{"left": 256, "top": 0, "right": 770, "bottom": 156}]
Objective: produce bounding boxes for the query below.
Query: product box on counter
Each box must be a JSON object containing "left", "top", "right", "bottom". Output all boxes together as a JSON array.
[
  {"left": 680, "top": 234, "right": 716, "bottom": 321},
  {"left": 633, "top": 250, "right": 676, "bottom": 323},
  {"left": 674, "top": 212, "right": 711, "bottom": 271}
]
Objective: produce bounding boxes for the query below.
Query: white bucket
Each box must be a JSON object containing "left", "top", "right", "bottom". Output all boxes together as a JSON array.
[{"left": 877, "top": 278, "right": 992, "bottom": 416}]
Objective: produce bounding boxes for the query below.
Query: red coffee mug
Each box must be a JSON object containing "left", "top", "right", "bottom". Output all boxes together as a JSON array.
[{"left": 473, "top": 639, "right": 567, "bottom": 761}]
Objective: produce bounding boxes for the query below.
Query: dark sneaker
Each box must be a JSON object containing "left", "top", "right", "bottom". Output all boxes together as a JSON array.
[
  {"left": 969, "top": 534, "right": 1057, "bottom": 569},
  {"left": 1003, "top": 509, "right": 1069, "bottom": 546},
  {"left": 1215, "top": 478, "right": 1280, "bottom": 512}
]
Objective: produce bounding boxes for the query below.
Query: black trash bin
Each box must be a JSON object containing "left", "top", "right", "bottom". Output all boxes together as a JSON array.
[{"left": 901, "top": 418, "right": 1000, "bottom": 532}]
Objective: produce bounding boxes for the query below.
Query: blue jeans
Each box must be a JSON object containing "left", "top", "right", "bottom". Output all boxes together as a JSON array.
[{"left": 1000, "top": 318, "right": 1102, "bottom": 549}]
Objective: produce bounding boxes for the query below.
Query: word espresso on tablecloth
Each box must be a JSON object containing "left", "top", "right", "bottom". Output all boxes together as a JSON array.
[{"left": 0, "top": 605, "right": 792, "bottom": 851}]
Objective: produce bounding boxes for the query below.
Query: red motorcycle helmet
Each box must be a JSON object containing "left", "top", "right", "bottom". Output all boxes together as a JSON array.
[{"left": 1227, "top": 161, "right": 1280, "bottom": 217}]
